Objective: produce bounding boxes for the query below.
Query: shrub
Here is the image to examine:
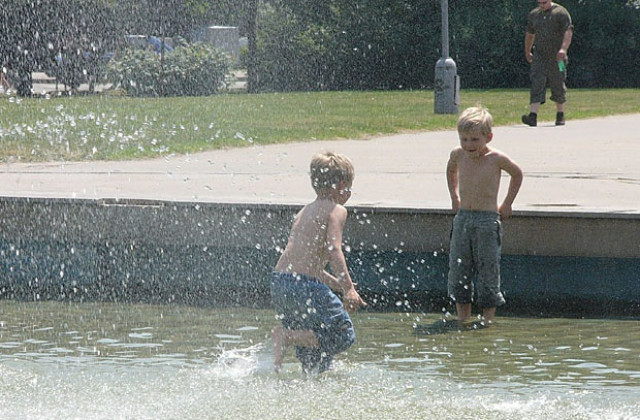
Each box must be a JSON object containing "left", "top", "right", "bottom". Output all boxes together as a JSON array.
[{"left": 106, "top": 43, "right": 231, "bottom": 97}]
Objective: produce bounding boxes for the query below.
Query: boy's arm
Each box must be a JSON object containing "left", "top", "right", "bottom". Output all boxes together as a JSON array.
[
  {"left": 321, "top": 205, "right": 366, "bottom": 311},
  {"left": 498, "top": 155, "right": 523, "bottom": 220},
  {"left": 446, "top": 150, "right": 461, "bottom": 213}
]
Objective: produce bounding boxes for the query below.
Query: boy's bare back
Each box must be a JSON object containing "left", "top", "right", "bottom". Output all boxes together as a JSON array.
[
  {"left": 274, "top": 151, "right": 365, "bottom": 310},
  {"left": 274, "top": 198, "right": 347, "bottom": 280}
]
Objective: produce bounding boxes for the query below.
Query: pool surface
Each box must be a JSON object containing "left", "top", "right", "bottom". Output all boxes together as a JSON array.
[{"left": 1, "top": 302, "right": 638, "bottom": 419}]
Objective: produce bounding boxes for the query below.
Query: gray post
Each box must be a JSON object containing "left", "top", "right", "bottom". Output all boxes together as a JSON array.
[{"left": 434, "top": 0, "right": 459, "bottom": 114}]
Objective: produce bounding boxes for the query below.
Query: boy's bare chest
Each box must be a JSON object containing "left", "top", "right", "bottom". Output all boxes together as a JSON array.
[{"left": 458, "top": 157, "right": 501, "bottom": 184}]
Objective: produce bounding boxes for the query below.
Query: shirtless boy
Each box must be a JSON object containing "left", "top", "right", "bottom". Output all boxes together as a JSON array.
[
  {"left": 446, "top": 106, "right": 523, "bottom": 326},
  {"left": 270, "top": 151, "right": 366, "bottom": 373}
]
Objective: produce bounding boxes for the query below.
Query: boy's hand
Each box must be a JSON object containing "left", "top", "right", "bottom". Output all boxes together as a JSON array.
[
  {"left": 343, "top": 288, "right": 367, "bottom": 312},
  {"left": 451, "top": 197, "right": 460, "bottom": 214},
  {"left": 499, "top": 203, "right": 513, "bottom": 220}
]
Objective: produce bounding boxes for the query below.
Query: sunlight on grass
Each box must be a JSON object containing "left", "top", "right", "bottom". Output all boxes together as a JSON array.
[{"left": 0, "top": 89, "right": 638, "bottom": 162}]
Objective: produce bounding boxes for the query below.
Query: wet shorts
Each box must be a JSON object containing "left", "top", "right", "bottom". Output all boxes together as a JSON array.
[
  {"left": 270, "top": 271, "right": 355, "bottom": 372},
  {"left": 447, "top": 210, "right": 506, "bottom": 308}
]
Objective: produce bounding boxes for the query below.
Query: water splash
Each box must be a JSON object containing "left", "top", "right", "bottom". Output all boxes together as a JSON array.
[{"left": 212, "top": 343, "right": 272, "bottom": 378}]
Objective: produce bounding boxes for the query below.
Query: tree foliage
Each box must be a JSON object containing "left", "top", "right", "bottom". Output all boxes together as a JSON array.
[
  {"left": 567, "top": 0, "right": 640, "bottom": 87},
  {"left": 1, "top": 0, "right": 638, "bottom": 95},
  {"left": 106, "top": 42, "right": 230, "bottom": 96},
  {"left": 254, "top": 0, "right": 640, "bottom": 91},
  {"left": 1, "top": 0, "right": 119, "bottom": 96}
]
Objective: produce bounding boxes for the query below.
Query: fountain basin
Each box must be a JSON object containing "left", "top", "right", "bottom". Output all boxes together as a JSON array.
[{"left": 1, "top": 197, "right": 638, "bottom": 316}]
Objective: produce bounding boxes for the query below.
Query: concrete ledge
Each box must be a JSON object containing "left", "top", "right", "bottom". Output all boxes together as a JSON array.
[
  {"left": 345, "top": 206, "right": 640, "bottom": 258},
  {"left": 1, "top": 197, "right": 638, "bottom": 316}
]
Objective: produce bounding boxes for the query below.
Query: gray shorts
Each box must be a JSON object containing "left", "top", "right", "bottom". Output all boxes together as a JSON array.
[
  {"left": 529, "top": 58, "right": 567, "bottom": 105},
  {"left": 447, "top": 210, "right": 505, "bottom": 308}
]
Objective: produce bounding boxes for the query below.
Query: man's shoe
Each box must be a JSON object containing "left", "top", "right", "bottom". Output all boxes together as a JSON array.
[
  {"left": 521, "top": 113, "right": 537, "bottom": 127},
  {"left": 555, "top": 112, "right": 565, "bottom": 126}
]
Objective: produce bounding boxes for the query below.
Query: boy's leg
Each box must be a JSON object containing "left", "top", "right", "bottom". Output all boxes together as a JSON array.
[
  {"left": 456, "top": 302, "right": 472, "bottom": 326},
  {"left": 448, "top": 212, "right": 475, "bottom": 323},
  {"left": 272, "top": 327, "right": 286, "bottom": 371},
  {"left": 272, "top": 326, "right": 318, "bottom": 372},
  {"left": 474, "top": 215, "right": 505, "bottom": 321},
  {"left": 307, "top": 295, "right": 355, "bottom": 374},
  {"left": 481, "top": 307, "right": 496, "bottom": 325},
  {"left": 270, "top": 273, "right": 322, "bottom": 372},
  {"left": 272, "top": 277, "right": 354, "bottom": 374},
  {"left": 295, "top": 346, "right": 333, "bottom": 374}
]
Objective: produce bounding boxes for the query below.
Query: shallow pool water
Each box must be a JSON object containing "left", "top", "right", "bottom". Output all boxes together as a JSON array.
[{"left": 1, "top": 301, "right": 638, "bottom": 419}]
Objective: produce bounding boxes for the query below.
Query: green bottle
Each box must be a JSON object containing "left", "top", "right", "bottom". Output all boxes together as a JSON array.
[{"left": 558, "top": 60, "right": 566, "bottom": 72}]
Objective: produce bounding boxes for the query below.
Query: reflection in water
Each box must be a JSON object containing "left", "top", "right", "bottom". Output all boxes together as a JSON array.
[{"left": 0, "top": 301, "right": 638, "bottom": 419}]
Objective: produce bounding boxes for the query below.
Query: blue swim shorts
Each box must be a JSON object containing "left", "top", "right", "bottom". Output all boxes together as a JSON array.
[{"left": 270, "top": 271, "right": 355, "bottom": 373}]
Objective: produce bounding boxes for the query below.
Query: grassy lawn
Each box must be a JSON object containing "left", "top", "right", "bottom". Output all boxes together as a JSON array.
[{"left": 0, "top": 89, "right": 638, "bottom": 162}]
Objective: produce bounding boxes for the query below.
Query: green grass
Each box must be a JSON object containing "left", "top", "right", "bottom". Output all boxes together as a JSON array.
[{"left": 1, "top": 89, "right": 638, "bottom": 162}]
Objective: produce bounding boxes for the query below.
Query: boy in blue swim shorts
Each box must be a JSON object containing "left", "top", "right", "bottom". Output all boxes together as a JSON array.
[
  {"left": 446, "top": 106, "right": 523, "bottom": 327},
  {"left": 271, "top": 151, "right": 366, "bottom": 373}
]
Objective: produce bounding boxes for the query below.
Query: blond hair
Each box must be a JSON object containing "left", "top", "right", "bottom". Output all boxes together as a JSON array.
[
  {"left": 457, "top": 105, "right": 493, "bottom": 137},
  {"left": 310, "top": 151, "right": 355, "bottom": 193}
]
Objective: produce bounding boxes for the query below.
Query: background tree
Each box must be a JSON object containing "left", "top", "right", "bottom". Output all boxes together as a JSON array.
[
  {"left": 567, "top": 0, "right": 640, "bottom": 87},
  {"left": 449, "top": 0, "right": 531, "bottom": 88},
  {"left": 1, "top": 0, "right": 46, "bottom": 96},
  {"left": 2, "top": 0, "right": 639, "bottom": 95},
  {"left": 252, "top": 0, "right": 640, "bottom": 92},
  {"left": 1, "top": 0, "right": 119, "bottom": 96}
]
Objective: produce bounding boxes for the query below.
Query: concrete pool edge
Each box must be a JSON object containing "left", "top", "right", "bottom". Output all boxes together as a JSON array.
[{"left": 1, "top": 196, "right": 638, "bottom": 316}]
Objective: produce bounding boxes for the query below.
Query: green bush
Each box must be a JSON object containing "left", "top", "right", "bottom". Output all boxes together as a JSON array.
[{"left": 106, "top": 43, "right": 231, "bottom": 97}]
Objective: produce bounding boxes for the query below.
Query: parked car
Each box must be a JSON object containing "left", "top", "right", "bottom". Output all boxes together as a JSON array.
[{"left": 124, "top": 35, "right": 174, "bottom": 53}]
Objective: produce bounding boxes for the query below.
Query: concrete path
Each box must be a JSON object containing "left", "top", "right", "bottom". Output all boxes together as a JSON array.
[
  {"left": 22, "top": 71, "right": 246, "bottom": 95},
  {"left": 1, "top": 114, "right": 639, "bottom": 215}
]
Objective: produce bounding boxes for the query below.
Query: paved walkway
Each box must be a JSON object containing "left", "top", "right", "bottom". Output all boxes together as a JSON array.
[
  {"left": 1, "top": 114, "right": 639, "bottom": 215},
  {"left": 23, "top": 71, "right": 246, "bottom": 95}
]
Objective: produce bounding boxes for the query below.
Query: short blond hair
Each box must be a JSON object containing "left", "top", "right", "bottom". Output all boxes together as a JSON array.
[
  {"left": 457, "top": 105, "right": 493, "bottom": 137},
  {"left": 310, "top": 151, "right": 355, "bottom": 193}
]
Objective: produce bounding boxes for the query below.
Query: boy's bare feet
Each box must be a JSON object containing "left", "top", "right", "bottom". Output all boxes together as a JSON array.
[
  {"left": 480, "top": 318, "right": 494, "bottom": 328},
  {"left": 482, "top": 307, "right": 496, "bottom": 325},
  {"left": 456, "top": 302, "right": 472, "bottom": 329},
  {"left": 272, "top": 327, "right": 286, "bottom": 373},
  {"left": 458, "top": 318, "right": 473, "bottom": 330}
]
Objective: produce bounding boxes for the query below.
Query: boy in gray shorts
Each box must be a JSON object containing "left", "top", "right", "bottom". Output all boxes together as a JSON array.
[{"left": 446, "top": 106, "right": 523, "bottom": 327}]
